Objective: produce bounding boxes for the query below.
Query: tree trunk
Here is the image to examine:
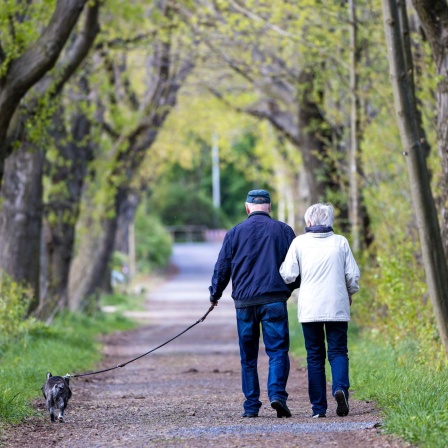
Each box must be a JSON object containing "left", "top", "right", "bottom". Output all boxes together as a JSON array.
[
  {"left": 68, "top": 198, "right": 121, "bottom": 311},
  {"left": 411, "top": 0, "right": 448, "bottom": 257},
  {"left": 0, "top": 144, "right": 44, "bottom": 314},
  {"left": 382, "top": 0, "right": 448, "bottom": 353},
  {"left": 39, "top": 102, "right": 92, "bottom": 318},
  {"left": 114, "top": 190, "right": 140, "bottom": 254}
]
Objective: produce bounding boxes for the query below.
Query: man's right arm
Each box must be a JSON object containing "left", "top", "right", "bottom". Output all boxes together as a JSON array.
[{"left": 208, "top": 233, "right": 232, "bottom": 304}]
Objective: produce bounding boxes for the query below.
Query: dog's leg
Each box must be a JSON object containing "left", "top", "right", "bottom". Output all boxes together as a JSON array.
[
  {"left": 57, "top": 398, "right": 66, "bottom": 423},
  {"left": 47, "top": 398, "right": 55, "bottom": 422}
]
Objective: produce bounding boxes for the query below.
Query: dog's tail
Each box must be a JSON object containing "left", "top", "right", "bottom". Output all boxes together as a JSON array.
[{"left": 49, "top": 383, "right": 64, "bottom": 401}]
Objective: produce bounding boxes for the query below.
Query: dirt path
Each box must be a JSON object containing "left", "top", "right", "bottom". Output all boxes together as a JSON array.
[{"left": 2, "top": 243, "right": 410, "bottom": 447}]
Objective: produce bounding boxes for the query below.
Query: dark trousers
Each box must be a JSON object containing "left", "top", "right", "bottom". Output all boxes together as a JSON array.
[
  {"left": 301, "top": 321, "right": 349, "bottom": 415},
  {"left": 236, "top": 302, "right": 290, "bottom": 414}
]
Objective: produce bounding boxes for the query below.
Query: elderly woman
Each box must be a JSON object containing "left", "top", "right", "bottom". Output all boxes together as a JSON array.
[{"left": 279, "top": 203, "right": 360, "bottom": 418}]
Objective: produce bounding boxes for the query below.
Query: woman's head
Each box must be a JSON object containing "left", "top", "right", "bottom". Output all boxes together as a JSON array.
[{"left": 304, "top": 203, "right": 334, "bottom": 227}]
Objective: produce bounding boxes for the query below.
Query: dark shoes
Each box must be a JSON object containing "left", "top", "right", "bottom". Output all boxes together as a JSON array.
[
  {"left": 271, "top": 400, "right": 292, "bottom": 418},
  {"left": 241, "top": 411, "right": 258, "bottom": 418},
  {"left": 334, "top": 390, "right": 349, "bottom": 417},
  {"left": 311, "top": 413, "right": 326, "bottom": 418}
]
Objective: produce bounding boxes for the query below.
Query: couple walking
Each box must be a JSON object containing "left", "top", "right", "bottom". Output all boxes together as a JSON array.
[{"left": 208, "top": 189, "right": 360, "bottom": 419}]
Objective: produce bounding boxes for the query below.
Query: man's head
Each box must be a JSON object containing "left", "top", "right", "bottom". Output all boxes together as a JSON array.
[{"left": 245, "top": 189, "right": 271, "bottom": 214}]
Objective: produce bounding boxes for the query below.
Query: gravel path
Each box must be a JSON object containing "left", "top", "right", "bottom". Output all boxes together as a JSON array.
[{"left": 2, "top": 243, "right": 411, "bottom": 447}]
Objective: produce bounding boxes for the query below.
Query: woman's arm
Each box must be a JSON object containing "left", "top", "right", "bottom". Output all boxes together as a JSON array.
[{"left": 279, "top": 240, "right": 300, "bottom": 284}]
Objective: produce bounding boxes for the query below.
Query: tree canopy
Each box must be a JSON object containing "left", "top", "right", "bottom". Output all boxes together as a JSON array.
[{"left": 0, "top": 0, "right": 447, "bottom": 361}]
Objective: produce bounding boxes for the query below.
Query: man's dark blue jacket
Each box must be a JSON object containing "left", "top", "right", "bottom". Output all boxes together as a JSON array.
[{"left": 209, "top": 211, "right": 300, "bottom": 308}]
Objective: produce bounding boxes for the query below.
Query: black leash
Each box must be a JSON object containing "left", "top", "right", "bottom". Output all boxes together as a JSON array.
[{"left": 67, "top": 304, "right": 216, "bottom": 379}]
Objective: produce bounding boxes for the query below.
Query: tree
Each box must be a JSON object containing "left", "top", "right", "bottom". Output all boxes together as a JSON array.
[
  {"left": 0, "top": 2, "right": 100, "bottom": 314},
  {"left": 68, "top": 5, "right": 195, "bottom": 308},
  {"left": 381, "top": 0, "right": 448, "bottom": 353}
]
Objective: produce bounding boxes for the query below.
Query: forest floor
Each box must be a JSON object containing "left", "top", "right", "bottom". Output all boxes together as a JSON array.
[{"left": 1, "top": 243, "right": 412, "bottom": 447}]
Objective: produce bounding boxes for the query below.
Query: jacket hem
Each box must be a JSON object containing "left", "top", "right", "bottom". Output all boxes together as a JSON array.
[
  {"left": 234, "top": 295, "right": 289, "bottom": 309},
  {"left": 299, "top": 318, "right": 350, "bottom": 322}
]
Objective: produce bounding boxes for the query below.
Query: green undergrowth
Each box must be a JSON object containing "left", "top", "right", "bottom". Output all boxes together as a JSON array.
[
  {"left": 0, "top": 310, "right": 134, "bottom": 425},
  {"left": 288, "top": 304, "right": 448, "bottom": 448},
  {"left": 100, "top": 290, "right": 147, "bottom": 312}
]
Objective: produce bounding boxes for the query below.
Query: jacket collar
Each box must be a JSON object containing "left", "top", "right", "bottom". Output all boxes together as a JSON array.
[
  {"left": 305, "top": 225, "right": 334, "bottom": 233},
  {"left": 247, "top": 211, "right": 271, "bottom": 219}
]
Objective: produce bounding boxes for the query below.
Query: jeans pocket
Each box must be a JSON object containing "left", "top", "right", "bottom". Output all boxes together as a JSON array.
[
  {"left": 264, "top": 302, "right": 287, "bottom": 322},
  {"left": 236, "top": 307, "right": 253, "bottom": 322}
]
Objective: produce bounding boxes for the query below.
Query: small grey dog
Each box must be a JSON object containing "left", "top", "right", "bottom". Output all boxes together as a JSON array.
[{"left": 41, "top": 372, "right": 72, "bottom": 422}]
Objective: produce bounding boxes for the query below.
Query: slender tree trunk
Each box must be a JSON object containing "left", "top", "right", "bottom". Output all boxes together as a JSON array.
[
  {"left": 0, "top": 144, "right": 44, "bottom": 314},
  {"left": 382, "top": 0, "right": 448, "bottom": 353},
  {"left": 114, "top": 190, "right": 140, "bottom": 254},
  {"left": 297, "top": 70, "right": 331, "bottom": 204},
  {"left": 114, "top": 190, "right": 140, "bottom": 281},
  {"left": 348, "top": 0, "right": 361, "bottom": 252}
]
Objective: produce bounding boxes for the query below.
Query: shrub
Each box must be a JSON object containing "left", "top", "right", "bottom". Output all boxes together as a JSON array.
[
  {"left": 0, "top": 273, "right": 34, "bottom": 346},
  {"left": 135, "top": 209, "right": 172, "bottom": 273}
]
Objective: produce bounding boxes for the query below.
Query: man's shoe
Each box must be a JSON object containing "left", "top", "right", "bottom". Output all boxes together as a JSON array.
[
  {"left": 241, "top": 412, "right": 258, "bottom": 418},
  {"left": 334, "top": 390, "right": 349, "bottom": 416},
  {"left": 271, "top": 400, "right": 292, "bottom": 418},
  {"left": 311, "top": 413, "right": 326, "bottom": 418}
]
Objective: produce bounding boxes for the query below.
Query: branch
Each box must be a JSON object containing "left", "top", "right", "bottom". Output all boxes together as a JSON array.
[
  {"left": 52, "top": 0, "right": 101, "bottom": 96},
  {"left": 207, "top": 84, "right": 299, "bottom": 146},
  {"left": 102, "top": 121, "right": 120, "bottom": 140},
  {"left": 0, "top": 41, "right": 5, "bottom": 66},
  {"left": 229, "top": 0, "right": 300, "bottom": 39},
  {"left": 204, "top": 39, "right": 256, "bottom": 85},
  {"left": 95, "top": 32, "right": 155, "bottom": 51},
  {"left": 6, "top": 0, "right": 88, "bottom": 94}
]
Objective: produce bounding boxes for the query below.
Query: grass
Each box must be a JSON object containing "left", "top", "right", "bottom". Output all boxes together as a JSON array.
[
  {"left": 288, "top": 305, "right": 448, "bottom": 448},
  {"left": 0, "top": 310, "right": 135, "bottom": 425}
]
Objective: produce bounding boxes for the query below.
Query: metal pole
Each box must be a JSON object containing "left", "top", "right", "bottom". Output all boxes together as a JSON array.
[{"left": 212, "top": 133, "right": 221, "bottom": 209}]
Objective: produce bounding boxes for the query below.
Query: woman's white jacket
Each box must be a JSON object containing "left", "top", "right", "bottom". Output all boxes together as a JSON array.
[{"left": 279, "top": 231, "right": 360, "bottom": 323}]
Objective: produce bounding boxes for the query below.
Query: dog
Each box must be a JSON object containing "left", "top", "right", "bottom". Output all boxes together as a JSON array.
[{"left": 41, "top": 372, "right": 72, "bottom": 422}]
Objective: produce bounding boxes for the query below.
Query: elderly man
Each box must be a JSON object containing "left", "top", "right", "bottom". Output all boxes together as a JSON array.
[
  {"left": 280, "top": 203, "right": 360, "bottom": 418},
  {"left": 209, "top": 189, "right": 300, "bottom": 418}
]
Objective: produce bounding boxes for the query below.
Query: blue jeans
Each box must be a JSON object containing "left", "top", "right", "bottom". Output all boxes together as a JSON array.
[
  {"left": 236, "top": 302, "right": 290, "bottom": 414},
  {"left": 301, "top": 321, "right": 349, "bottom": 415}
]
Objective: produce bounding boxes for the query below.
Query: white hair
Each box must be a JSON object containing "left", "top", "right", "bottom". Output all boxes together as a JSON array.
[
  {"left": 246, "top": 202, "right": 271, "bottom": 213},
  {"left": 304, "top": 203, "right": 334, "bottom": 227}
]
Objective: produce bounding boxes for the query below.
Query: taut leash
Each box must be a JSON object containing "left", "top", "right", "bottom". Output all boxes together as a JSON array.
[{"left": 66, "top": 304, "right": 216, "bottom": 379}]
